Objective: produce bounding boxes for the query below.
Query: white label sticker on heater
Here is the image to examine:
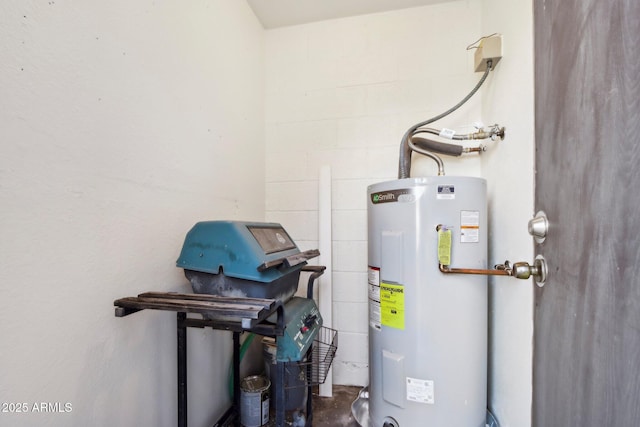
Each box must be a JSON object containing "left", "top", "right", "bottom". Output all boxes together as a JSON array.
[
  {"left": 368, "top": 266, "right": 381, "bottom": 331},
  {"left": 437, "top": 185, "right": 455, "bottom": 200},
  {"left": 406, "top": 377, "right": 435, "bottom": 404},
  {"left": 460, "top": 210, "right": 480, "bottom": 243}
]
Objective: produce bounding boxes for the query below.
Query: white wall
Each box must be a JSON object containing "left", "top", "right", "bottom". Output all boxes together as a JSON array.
[
  {"left": 480, "top": 1, "right": 535, "bottom": 426},
  {"left": 265, "top": 1, "right": 534, "bottom": 426},
  {"left": 0, "top": 1, "right": 264, "bottom": 426}
]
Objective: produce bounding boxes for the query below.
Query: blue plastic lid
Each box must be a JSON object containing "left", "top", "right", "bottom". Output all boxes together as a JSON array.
[{"left": 176, "top": 221, "right": 303, "bottom": 282}]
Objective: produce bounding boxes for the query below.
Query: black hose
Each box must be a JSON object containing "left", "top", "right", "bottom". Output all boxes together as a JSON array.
[{"left": 398, "top": 60, "right": 493, "bottom": 178}]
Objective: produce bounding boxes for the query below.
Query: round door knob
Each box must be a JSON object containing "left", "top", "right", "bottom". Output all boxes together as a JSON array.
[{"left": 511, "top": 256, "right": 548, "bottom": 286}]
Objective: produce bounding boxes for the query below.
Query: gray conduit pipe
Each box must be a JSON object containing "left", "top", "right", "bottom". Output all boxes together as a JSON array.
[
  {"left": 411, "top": 136, "right": 464, "bottom": 157},
  {"left": 398, "top": 60, "right": 493, "bottom": 179}
]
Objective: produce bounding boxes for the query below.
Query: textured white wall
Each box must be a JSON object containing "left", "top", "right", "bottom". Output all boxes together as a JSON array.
[
  {"left": 0, "top": 1, "right": 264, "bottom": 426},
  {"left": 264, "top": 0, "right": 486, "bottom": 387},
  {"left": 480, "top": 1, "right": 535, "bottom": 426}
]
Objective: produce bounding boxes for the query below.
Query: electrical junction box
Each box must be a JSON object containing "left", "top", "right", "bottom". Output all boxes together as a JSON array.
[{"left": 474, "top": 35, "right": 503, "bottom": 72}]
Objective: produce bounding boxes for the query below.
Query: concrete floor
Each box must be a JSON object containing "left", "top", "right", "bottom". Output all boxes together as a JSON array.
[
  {"left": 311, "top": 385, "right": 361, "bottom": 427},
  {"left": 257, "top": 384, "right": 361, "bottom": 427}
]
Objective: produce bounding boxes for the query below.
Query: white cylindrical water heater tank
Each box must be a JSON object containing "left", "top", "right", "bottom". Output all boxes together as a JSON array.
[{"left": 367, "top": 176, "right": 487, "bottom": 427}]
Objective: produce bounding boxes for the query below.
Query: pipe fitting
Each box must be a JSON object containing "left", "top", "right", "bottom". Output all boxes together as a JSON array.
[
  {"left": 467, "top": 125, "right": 505, "bottom": 140},
  {"left": 463, "top": 145, "right": 485, "bottom": 154}
]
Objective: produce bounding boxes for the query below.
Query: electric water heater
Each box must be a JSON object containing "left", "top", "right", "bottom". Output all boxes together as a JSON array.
[{"left": 367, "top": 176, "right": 487, "bottom": 427}]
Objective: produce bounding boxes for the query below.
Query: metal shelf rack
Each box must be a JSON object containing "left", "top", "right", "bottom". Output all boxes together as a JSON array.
[{"left": 113, "top": 265, "right": 333, "bottom": 427}]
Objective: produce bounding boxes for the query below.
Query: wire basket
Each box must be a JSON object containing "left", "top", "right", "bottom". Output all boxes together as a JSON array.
[{"left": 286, "top": 326, "right": 338, "bottom": 388}]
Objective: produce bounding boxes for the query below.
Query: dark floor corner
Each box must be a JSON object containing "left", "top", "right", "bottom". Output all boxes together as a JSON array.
[{"left": 311, "top": 385, "right": 361, "bottom": 427}]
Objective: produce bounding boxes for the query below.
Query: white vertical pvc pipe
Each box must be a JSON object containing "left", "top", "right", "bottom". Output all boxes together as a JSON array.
[{"left": 318, "top": 165, "right": 333, "bottom": 397}]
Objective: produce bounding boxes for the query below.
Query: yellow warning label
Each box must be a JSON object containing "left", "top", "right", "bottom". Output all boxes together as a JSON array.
[
  {"left": 380, "top": 282, "right": 405, "bottom": 330},
  {"left": 438, "top": 229, "right": 452, "bottom": 265}
]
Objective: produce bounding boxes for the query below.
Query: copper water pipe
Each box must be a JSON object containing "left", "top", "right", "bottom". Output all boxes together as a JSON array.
[
  {"left": 436, "top": 223, "right": 514, "bottom": 277},
  {"left": 438, "top": 264, "right": 512, "bottom": 276}
]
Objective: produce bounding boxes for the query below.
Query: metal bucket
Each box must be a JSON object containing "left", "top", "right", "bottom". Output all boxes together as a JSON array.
[{"left": 240, "top": 375, "right": 270, "bottom": 427}]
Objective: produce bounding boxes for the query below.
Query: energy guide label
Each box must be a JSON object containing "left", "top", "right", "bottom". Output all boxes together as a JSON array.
[
  {"left": 368, "top": 266, "right": 381, "bottom": 331},
  {"left": 460, "top": 210, "right": 480, "bottom": 243},
  {"left": 380, "top": 282, "right": 405, "bottom": 330}
]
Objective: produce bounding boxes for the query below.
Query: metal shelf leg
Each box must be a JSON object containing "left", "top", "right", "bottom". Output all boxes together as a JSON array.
[
  {"left": 275, "top": 361, "right": 285, "bottom": 427},
  {"left": 178, "top": 312, "right": 187, "bottom": 427},
  {"left": 306, "top": 344, "right": 313, "bottom": 426},
  {"left": 233, "top": 332, "right": 241, "bottom": 419}
]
